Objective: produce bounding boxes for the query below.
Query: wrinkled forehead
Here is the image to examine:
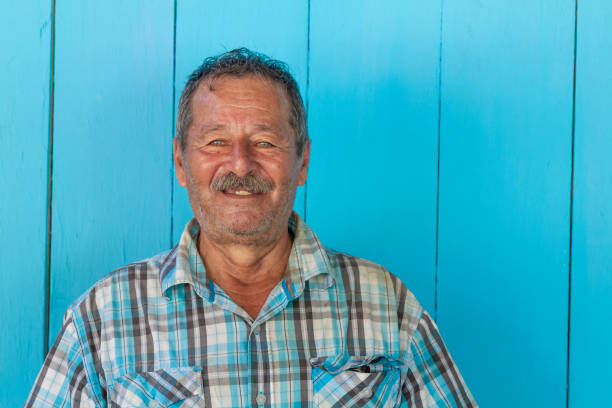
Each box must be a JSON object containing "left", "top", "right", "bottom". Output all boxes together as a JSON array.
[
  {"left": 195, "top": 74, "right": 291, "bottom": 112},
  {"left": 190, "top": 74, "right": 294, "bottom": 134}
]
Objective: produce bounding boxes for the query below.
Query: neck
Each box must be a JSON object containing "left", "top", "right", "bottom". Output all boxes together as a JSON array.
[{"left": 198, "top": 228, "right": 293, "bottom": 319}]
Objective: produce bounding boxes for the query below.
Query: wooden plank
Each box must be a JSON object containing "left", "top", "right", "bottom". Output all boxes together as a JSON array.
[
  {"left": 570, "top": 1, "right": 612, "bottom": 406},
  {"left": 307, "top": 0, "right": 441, "bottom": 312},
  {"left": 0, "top": 1, "right": 50, "bottom": 405},
  {"left": 172, "top": 0, "right": 309, "bottom": 243},
  {"left": 49, "top": 0, "right": 174, "bottom": 344},
  {"left": 437, "top": 1, "right": 574, "bottom": 406}
]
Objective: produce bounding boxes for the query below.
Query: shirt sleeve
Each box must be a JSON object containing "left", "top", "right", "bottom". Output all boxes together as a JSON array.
[
  {"left": 402, "top": 310, "right": 477, "bottom": 407},
  {"left": 25, "top": 312, "right": 101, "bottom": 407}
]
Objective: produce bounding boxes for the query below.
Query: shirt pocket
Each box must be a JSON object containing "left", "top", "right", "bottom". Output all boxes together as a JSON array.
[
  {"left": 110, "top": 367, "right": 204, "bottom": 408},
  {"left": 311, "top": 355, "right": 403, "bottom": 408}
]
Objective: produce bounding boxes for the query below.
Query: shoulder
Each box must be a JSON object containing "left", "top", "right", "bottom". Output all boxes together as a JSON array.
[
  {"left": 65, "top": 249, "right": 172, "bottom": 322},
  {"left": 325, "top": 249, "right": 423, "bottom": 333},
  {"left": 326, "top": 249, "right": 398, "bottom": 290}
]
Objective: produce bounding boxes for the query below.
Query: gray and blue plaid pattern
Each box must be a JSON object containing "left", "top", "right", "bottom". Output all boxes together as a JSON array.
[{"left": 26, "top": 213, "right": 476, "bottom": 407}]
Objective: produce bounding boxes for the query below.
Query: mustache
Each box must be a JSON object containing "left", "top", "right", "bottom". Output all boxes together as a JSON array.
[{"left": 210, "top": 172, "right": 275, "bottom": 193}]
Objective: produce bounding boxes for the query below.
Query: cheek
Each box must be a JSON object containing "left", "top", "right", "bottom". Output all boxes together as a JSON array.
[
  {"left": 186, "top": 155, "right": 218, "bottom": 185},
  {"left": 257, "top": 154, "right": 299, "bottom": 180}
]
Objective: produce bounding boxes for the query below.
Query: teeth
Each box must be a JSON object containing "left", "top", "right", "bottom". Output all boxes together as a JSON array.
[{"left": 234, "top": 190, "right": 252, "bottom": 195}]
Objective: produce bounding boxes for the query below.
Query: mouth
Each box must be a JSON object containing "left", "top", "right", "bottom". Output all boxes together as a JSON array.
[{"left": 222, "top": 188, "right": 262, "bottom": 197}]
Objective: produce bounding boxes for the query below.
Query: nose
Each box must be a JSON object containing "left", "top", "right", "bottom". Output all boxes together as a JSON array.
[{"left": 228, "top": 141, "right": 255, "bottom": 177}]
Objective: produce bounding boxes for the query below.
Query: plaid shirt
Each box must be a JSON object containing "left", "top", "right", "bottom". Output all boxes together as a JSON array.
[{"left": 26, "top": 213, "right": 476, "bottom": 407}]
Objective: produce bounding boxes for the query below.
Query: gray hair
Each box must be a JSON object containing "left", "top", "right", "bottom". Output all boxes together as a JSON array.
[{"left": 175, "top": 48, "right": 308, "bottom": 156}]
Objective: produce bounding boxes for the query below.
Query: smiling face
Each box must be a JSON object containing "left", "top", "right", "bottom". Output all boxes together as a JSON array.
[{"left": 174, "top": 75, "right": 310, "bottom": 247}]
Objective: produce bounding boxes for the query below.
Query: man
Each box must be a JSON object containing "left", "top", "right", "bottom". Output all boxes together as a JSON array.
[{"left": 27, "top": 48, "right": 476, "bottom": 407}]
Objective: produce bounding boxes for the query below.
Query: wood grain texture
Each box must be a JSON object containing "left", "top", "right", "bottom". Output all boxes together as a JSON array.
[
  {"left": 570, "top": 1, "right": 612, "bottom": 406},
  {"left": 0, "top": 1, "right": 51, "bottom": 405},
  {"left": 6, "top": 1, "right": 612, "bottom": 406},
  {"left": 172, "top": 0, "right": 309, "bottom": 244},
  {"left": 48, "top": 0, "right": 174, "bottom": 345},
  {"left": 437, "top": 1, "right": 575, "bottom": 406},
  {"left": 307, "top": 0, "right": 442, "bottom": 312}
]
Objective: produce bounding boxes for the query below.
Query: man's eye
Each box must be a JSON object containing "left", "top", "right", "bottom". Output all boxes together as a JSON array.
[
  {"left": 258, "top": 141, "right": 273, "bottom": 147},
  {"left": 209, "top": 140, "right": 223, "bottom": 146}
]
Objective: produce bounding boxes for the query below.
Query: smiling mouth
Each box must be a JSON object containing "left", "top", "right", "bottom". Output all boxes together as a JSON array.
[
  {"left": 222, "top": 189, "right": 261, "bottom": 196},
  {"left": 211, "top": 172, "right": 274, "bottom": 197}
]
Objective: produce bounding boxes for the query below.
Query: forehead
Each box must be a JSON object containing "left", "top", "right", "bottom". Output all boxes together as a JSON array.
[{"left": 190, "top": 75, "right": 291, "bottom": 122}]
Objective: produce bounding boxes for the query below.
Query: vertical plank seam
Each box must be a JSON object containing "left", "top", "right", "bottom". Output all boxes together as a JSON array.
[
  {"left": 43, "top": 0, "right": 57, "bottom": 357},
  {"left": 304, "top": 0, "right": 311, "bottom": 222},
  {"left": 434, "top": 0, "right": 445, "bottom": 323},
  {"left": 567, "top": 0, "right": 578, "bottom": 406},
  {"left": 170, "top": 0, "right": 178, "bottom": 248}
]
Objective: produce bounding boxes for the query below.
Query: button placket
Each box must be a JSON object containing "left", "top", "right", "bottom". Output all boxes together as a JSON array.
[{"left": 251, "top": 323, "right": 266, "bottom": 407}]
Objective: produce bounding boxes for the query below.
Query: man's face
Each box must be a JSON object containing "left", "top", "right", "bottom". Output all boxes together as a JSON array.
[{"left": 174, "top": 75, "right": 310, "bottom": 247}]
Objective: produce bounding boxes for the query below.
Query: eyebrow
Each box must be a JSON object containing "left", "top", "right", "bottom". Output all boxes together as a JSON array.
[
  {"left": 198, "top": 124, "right": 226, "bottom": 136},
  {"left": 197, "top": 123, "right": 279, "bottom": 136},
  {"left": 253, "top": 124, "right": 276, "bottom": 133}
]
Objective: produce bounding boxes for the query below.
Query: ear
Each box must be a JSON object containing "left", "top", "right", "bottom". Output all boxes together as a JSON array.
[
  {"left": 173, "top": 138, "right": 188, "bottom": 187},
  {"left": 297, "top": 139, "right": 310, "bottom": 186}
]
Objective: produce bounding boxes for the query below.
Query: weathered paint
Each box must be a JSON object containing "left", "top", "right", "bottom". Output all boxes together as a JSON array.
[
  {"left": 307, "top": 0, "right": 441, "bottom": 313},
  {"left": 0, "top": 1, "right": 51, "bottom": 405},
  {"left": 437, "top": 1, "right": 575, "bottom": 406},
  {"left": 570, "top": 0, "right": 612, "bottom": 406},
  {"left": 48, "top": 0, "right": 174, "bottom": 345}
]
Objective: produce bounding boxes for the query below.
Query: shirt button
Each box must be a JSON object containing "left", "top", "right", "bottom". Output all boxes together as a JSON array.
[
  {"left": 148, "top": 401, "right": 161, "bottom": 408},
  {"left": 253, "top": 327, "right": 260, "bottom": 336},
  {"left": 256, "top": 393, "right": 266, "bottom": 405}
]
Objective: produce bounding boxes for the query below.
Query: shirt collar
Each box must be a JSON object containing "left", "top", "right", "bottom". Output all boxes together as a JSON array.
[{"left": 159, "top": 212, "right": 334, "bottom": 301}]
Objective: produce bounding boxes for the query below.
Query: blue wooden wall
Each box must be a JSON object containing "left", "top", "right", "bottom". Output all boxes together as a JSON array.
[{"left": 1, "top": 1, "right": 610, "bottom": 407}]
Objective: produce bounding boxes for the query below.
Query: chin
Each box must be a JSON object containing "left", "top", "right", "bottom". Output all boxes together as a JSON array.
[
  {"left": 198, "top": 206, "right": 288, "bottom": 246},
  {"left": 224, "top": 223, "right": 264, "bottom": 236},
  {"left": 214, "top": 216, "right": 273, "bottom": 240},
  {"left": 215, "top": 226, "right": 276, "bottom": 247}
]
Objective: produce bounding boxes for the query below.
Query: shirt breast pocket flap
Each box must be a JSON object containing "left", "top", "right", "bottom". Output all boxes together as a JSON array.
[
  {"left": 311, "top": 355, "right": 403, "bottom": 408},
  {"left": 110, "top": 367, "right": 204, "bottom": 408}
]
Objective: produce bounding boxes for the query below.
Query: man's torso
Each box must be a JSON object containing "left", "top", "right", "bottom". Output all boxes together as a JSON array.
[{"left": 60, "top": 216, "right": 421, "bottom": 407}]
